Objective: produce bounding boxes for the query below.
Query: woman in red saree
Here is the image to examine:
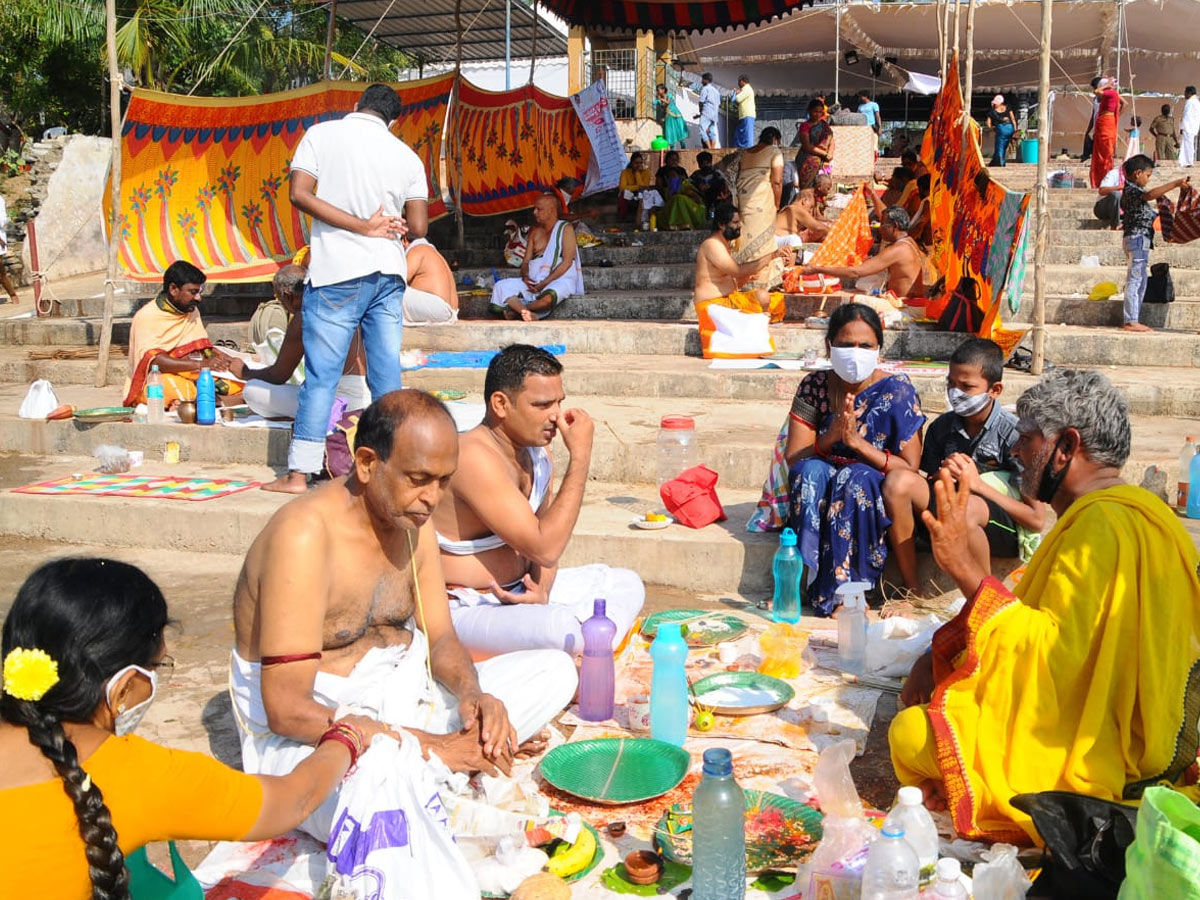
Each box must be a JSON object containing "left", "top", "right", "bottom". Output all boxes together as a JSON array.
[{"left": 1090, "top": 77, "right": 1124, "bottom": 189}]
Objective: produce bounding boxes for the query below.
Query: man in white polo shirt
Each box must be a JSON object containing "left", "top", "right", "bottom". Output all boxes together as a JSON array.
[{"left": 265, "top": 83, "right": 429, "bottom": 493}]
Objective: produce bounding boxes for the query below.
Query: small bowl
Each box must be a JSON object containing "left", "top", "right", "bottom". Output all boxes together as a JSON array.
[
  {"left": 219, "top": 406, "right": 235, "bottom": 422},
  {"left": 624, "top": 850, "right": 664, "bottom": 886},
  {"left": 176, "top": 400, "right": 197, "bottom": 424}
]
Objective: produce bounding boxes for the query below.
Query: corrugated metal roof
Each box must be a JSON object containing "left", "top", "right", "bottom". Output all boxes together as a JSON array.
[{"left": 338, "top": 0, "right": 568, "bottom": 64}]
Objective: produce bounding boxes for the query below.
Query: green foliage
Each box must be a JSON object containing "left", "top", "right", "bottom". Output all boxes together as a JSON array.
[{"left": 0, "top": 0, "right": 414, "bottom": 136}]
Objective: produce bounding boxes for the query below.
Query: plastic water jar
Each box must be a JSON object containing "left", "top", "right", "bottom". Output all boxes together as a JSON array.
[{"left": 657, "top": 415, "right": 698, "bottom": 486}]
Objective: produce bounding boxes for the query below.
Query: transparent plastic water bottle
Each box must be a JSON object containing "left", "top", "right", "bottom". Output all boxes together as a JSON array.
[
  {"left": 930, "top": 858, "right": 968, "bottom": 898},
  {"left": 882, "top": 786, "right": 938, "bottom": 886},
  {"left": 657, "top": 415, "right": 698, "bottom": 486},
  {"left": 577, "top": 599, "right": 616, "bottom": 722},
  {"left": 146, "top": 364, "right": 164, "bottom": 425},
  {"left": 771, "top": 527, "right": 803, "bottom": 623},
  {"left": 649, "top": 622, "right": 689, "bottom": 746},
  {"left": 1178, "top": 436, "right": 1196, "bottom": 510},
  {"left": 860, "top": 824, "right": 919, "bottom": 900},
  {"left": 835, "top": 581, "right": 870, "bottom": 674},
  {"left": 692, "top": 748, "right": 746, "bottom": 900},
  {"left": 1188, "top": 451, "right": 1200, "bottom": 519},
  {"left": 196, "top": 367, "right": 216, "bottom": 426}
]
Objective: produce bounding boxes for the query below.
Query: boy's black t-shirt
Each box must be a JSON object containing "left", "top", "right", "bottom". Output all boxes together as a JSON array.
[
  {"left": 920, "top": 400, "right": 1020, "bottom": 478},
  {"left": 1120, "top": 182, "right": 1157, "bottom": 240}
]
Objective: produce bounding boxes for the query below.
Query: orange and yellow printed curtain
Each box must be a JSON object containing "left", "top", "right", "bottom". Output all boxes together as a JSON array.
[
  {"left": 107, "top": 76, "right": 453, "bottom": 282},
  {"left": 452, "top": 80, "right": 591, "bottom": 217},
  {"left": 920, "top": 54, "right": 1030, "bottom": 337}
]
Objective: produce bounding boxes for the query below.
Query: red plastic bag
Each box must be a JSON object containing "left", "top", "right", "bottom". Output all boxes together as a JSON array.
[{"left": 659, "top": 465, "right": 727, "bottom": 529}]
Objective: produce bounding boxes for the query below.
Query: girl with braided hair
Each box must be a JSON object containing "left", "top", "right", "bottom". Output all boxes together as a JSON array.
[{"left": 0, "top": 557, "right": 394, "bottom": 900}]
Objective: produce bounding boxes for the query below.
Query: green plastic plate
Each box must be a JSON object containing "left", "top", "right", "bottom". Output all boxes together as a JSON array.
[
  {"left": 654, "top": 790, "right": 824, "bottom": 874},
  {"left": 74, "top": 406, "right": 134, "bottom": 423},
  {"left": 540, "top": 737, "right": 690, "bottom": 805},
  {"left": 692, "top": 670, "right": 795, "bottom": 716},
  {"left": 640, "top": 608, "right": 749, "bottom": 646}
]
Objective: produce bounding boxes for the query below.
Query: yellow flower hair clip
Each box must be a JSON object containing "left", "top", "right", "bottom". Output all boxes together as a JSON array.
[{"left": 3, "top": 648, "right": 60, "bottom": 702}]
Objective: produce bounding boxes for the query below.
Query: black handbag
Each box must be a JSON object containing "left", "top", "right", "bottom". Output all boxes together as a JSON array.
[
  {"left": 937, "top": 273, "right": 987, "bottom": 333},
  {"left": 1146, "top": 262, "right": 1175, "bottom": 303},
  {"left": 1011, "top": 791, "right": 1139, "bottom": 900}
]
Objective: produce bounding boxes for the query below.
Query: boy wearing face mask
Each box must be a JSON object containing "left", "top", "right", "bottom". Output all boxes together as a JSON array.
[{"left": 883, "top": 339, "right": 1045, "bottom": 595}]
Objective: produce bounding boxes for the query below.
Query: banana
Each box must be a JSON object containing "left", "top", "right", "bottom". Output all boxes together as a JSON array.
[{"left": 545, "top": 824, "right": 597, "bottom": 878}]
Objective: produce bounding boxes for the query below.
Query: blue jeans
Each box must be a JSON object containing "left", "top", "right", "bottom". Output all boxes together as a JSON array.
[
  {"left": 699, "top": 116, "right": 720, "bottom": 147},
  {"left": 288, "top": 272, "right": 405, "bottom": 474},
  {"left": 1123, "top": 233, "right": 1151, "bottom": 325},
  {"left": 991, "top": 123, "right": 1014, "bottom": 166},
  {"left": 736, "top": 117, "right": 756, "bottom": 148}
]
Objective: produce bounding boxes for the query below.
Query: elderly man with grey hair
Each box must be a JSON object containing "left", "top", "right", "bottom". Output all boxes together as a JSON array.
[
  {"left": 803, "top": 202, "right": 926, "bottom": 300},
  {"left": 228, "top": 263, "right": 370, "bottom": 419},
  {"left": 889, "top": 369, "right": 1200, "bottom": 845}
]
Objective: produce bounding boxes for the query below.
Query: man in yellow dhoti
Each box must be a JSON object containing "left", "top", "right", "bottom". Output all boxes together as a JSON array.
[
  {"left": 891, "top": 369, "right": 1200, "bottom": 845},
  {"left": 122, "top": 261, "right": 242, "bottom": 407}
]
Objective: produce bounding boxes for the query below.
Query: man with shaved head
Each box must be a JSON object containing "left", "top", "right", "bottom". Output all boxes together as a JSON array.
[
  {"left": 489, "top": 193, "right": 583, "bottom": 321},
  {"left": 231, "top": 389, "right": 577, "bottom": 840},
  {"left": 230, "top": 263, "right": 371, "bottom": 418}
]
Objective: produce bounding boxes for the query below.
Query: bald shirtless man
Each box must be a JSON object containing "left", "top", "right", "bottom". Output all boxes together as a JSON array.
[
  {"left": 804, "top": 205, "right": 926, "bottom": 299},
  {"left": 694, "top": 201, "right": 789, "bottom": 311},
  {"left": 231, "top": 390, "right": 577, "bottom": 839},
  {"left": 433, "top": 345, "right": 644, "bottom": 657},
  {"left": 775, "top": 188, "right": 830, "bottom": 248},
  {"left": 489, "top": 194, "right": 583, "bottom": 321},
  {"left": 402, "top": 236, "right": 458, "bottom": 325}
]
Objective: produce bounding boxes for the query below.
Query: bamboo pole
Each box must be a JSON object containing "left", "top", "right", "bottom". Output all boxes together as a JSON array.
[
  {"left": 937, "top": 0, "right": 946, "bottom": 76},
  {"left": 953, "top": 0, "right": 961, "bottom": 60},
  {"left": 1031, "top": 0, "right": 1052, "bottom": 376},
  {"left": 323, "top": 0, "right": 338, "bottom": 80},
  {"left": 453, "top": 0, "right": 465, "bottom": 249},
  {"left": 95, "top": 0, "right": 122, "bottom": 388},
  {"left": 963, "top": 0, "right": 977, "bottom": 141},
  {"left": 529, "top": 0, "right": 539, "bottom": 86}
]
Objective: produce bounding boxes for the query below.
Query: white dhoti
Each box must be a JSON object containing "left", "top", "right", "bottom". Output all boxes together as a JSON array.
[
  {"left": 403, "top": 286, "right": 458, "bottom": 326},
  {"left": 242, "top": 374, "right": 370, "bottom": 420},
  {"left": 775, "top": 234, "right": 805, "bottom": 249},
  {"left": 448, "top": 564, "right": 645, "bottom": 658},
  {"left": 489, "top": 220, "right": 584, "bottom": 318},
  {"left": 229, "top": 627, "right": 577, "bottom": 840}
]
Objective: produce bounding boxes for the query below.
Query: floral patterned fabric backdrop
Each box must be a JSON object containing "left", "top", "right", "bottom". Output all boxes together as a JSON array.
[{"left": 106, "top": 76, "right": 452, "bottom": 282}]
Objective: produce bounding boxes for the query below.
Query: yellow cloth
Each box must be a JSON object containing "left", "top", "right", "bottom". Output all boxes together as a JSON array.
[
  {"left": 0, "top": 734, "right": 263, "bottom": 899},
  {"left": 618, "top": 168, "right": 651, "bottom": 194},
  {"left": 890, "top": 485, "right": 1200, "bottom": 845},
  {"left": 735, "top": 84, "right": 757, "bottom": 119}
]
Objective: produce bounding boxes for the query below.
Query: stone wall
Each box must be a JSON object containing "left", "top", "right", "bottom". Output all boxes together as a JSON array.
[{"left": 20, "top": 135, "right": 111, "bottom": 283}]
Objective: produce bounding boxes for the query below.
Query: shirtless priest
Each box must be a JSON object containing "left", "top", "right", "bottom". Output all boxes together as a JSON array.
[
  {"left": 489, "top": 194, "right": 583, "bottom": 321},
  {"left": 231, "top": 389, "right": 577, "bottom": 839},
  {"left": 434, "top": 345, "right": 645, "bottom": 658}
]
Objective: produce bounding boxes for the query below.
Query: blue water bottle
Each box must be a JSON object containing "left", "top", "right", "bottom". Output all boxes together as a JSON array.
[
  {"left": 1188, "top": 451, "right": 1200, "bottom": 519},
  {"left": 649, "top": 622, "right": 689, "bottom": 746},
  {"left": 692, "top": 748, "right": 747, "bottom": 900},
  {"left": 196, "top": 367, "right": 216, "bottom": 425},
  {"left": 772, "top": 527, "right": 803, "bottom": 623}
]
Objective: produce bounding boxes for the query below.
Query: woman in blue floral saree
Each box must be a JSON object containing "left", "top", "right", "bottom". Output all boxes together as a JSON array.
[{"left": 784, "top": 304, "right": 925, "bottom": 615}]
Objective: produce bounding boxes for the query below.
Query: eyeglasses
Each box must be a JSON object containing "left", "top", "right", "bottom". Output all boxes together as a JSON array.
[{"left": 149, "top": 655, "right": 176, "bottom": 683}]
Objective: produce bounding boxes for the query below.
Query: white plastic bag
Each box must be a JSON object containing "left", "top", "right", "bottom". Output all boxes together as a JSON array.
[
  {"left": 18, "top": 379, "right": 59, "bottom": 419},
  {"left": 971, "top": 843, "right": 1031, "bottom": 899},
  {"left": 324, "top": 735, "right": 480, "bottom": 900}
]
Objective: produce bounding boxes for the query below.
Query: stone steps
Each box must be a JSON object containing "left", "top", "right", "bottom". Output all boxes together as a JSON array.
[
  {"left": 1043, "top": 244, "right": 1200, "bottom": 266},
  {"left": 1013, "top": 296, "right": 1200, "bottom": 331}
]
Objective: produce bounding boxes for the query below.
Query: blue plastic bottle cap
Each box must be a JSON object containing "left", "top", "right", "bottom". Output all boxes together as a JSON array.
[
  {"left": 881, "top": 824, "right": 906, "bottom": 839},
  {"left": 779, "top": 527, "right": 797, "bottom": 547},
  {"left": 702, "top": 748, "right": 733, "bottom": 776}
]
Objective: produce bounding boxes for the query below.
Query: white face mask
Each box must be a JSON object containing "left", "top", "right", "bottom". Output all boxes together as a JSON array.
[
  {"left": 829, "top": 346, "right": 879, "bottom": 384},
  {"left": 947, "top": 387, "right": 992, "bottom": 417},
  {"left": 105, "top": 665, "right": 157, "bottom": 736}
]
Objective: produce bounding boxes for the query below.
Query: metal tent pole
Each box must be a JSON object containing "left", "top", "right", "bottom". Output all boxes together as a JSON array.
[{"left": 505, "top": 0, "right": 512, "bottom": 90}]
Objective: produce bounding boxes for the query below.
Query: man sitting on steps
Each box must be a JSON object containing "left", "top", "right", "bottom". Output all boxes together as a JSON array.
[
  {"left": 804, "top": 205, "right": 926, "bottom": 301},
  {"left": 433, "top": 345, "right": 645, "bottom": 658},
  {"left": 228, "top": 264, "right": 371, "bottom": 419},
  {"left": 231, "top": 390, "right": 577, "bottom": 840},
  {"left": 403, "top": 235, "right": 459, "bottom": 325},
  {"left": 489, "top": 194, "right": 583, "bottom": 321},
  {"left": 775, "top": 188, "right": 830, "bottom": 248},
  {"left": 694, "top": 202, "right": 790, "bottom": 323}
]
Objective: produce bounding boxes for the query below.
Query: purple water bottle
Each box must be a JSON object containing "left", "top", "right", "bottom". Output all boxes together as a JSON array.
[{"left": 578, "top": 598, "right": 617, "bottom": 721}]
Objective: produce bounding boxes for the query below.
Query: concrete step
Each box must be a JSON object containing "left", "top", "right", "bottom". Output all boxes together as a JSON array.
[
  {"left": 0, "top": 455, "right": 775, "bottom": 593},
  {"left": 7, "top": 349, "right": 1200, "bottom": 418},
  {"left": 1014, "top": 296, "right": 1200, "bottom": 330},
  {"left": 459, "top": 263, "right": 695, "bottom": 292},
  {"left": 1043, "top": 244, "right": 1200, "bottom": 267},
  {"left": 1020, "top": 265, "right": 1200, "bottom": 298}
]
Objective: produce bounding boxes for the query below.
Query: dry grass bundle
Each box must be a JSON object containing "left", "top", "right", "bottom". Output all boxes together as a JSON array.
[{"left": 26, "top": 346, "right": 128, "bottom": 360}]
